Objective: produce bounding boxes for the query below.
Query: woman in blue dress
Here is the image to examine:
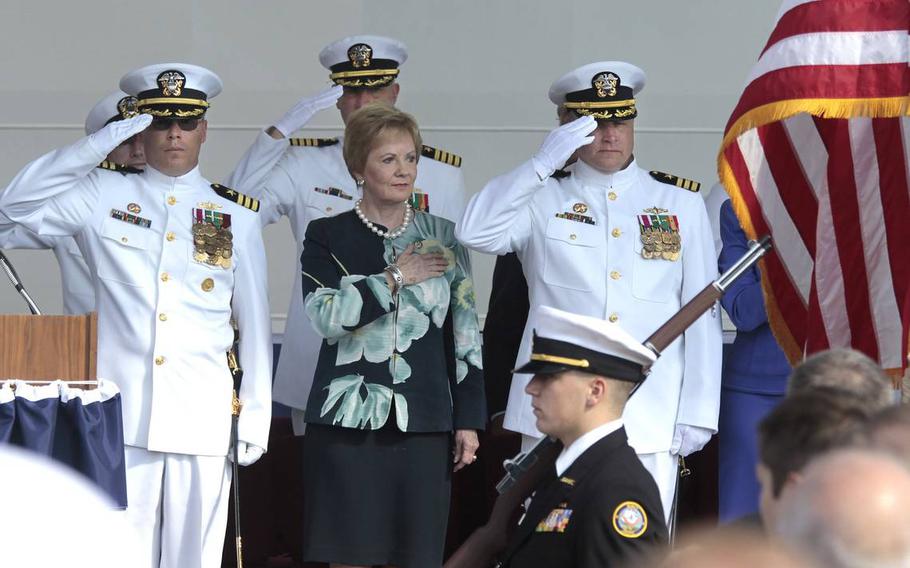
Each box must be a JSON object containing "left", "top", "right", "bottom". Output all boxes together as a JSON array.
[{"left": 717, "top": 199, "right": 791, "bottom": 523}]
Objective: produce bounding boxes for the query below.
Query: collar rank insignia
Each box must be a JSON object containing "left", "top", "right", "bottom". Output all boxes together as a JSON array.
[
  {"left": 210, "top": 183, "right": 259, "bottom": 212},
  {"left": 409, "top": 191, "right": 430, "bottom": 213},
  {"left": 192, "top": 208, "right": 233, "bottom": 269},
  {"left": 97, "top": 161, "right": 142, "bottom": 175},
  {"left": 289, "top": 137, "right": 339, "bottom": 147},
  {"left": 314, "top": 186, "right": 353, "bottom": 200},
  {"left": 559, "top": 476, "right": 576, "bottom": 486},
  {"left": 638, "top": 207, "right": 680, "bottom": 261},
  {"left": 421, "top": 145, "right": 462, "bottom": 168},
  {"left": 649, "top": 170, "right": 701, "bottom": 192},
  {"left": 110, "top": 208, "right": 151, "bottom": 228},
  {"left": 613, "top": 501, "right": 647, "bottom": 538},
  {"left": 536, "top": 506, "right": 573, "bottom": 533}
]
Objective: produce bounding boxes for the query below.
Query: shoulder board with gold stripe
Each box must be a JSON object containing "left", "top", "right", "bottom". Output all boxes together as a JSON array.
[
  {"left": 649, "top": 170, "right": 701, "bottom": 192},
  {"left": 96, "top": 160, "right": 142, "bottom": 175},
  {"left": 211, "top": 183, "right": 260, "bottom": 212},
  {"left": 288, "top": 137, "right": 339, "bottom": 148},
  {"left": 421, "top": 145, "right": 462, "bottom": 168}
]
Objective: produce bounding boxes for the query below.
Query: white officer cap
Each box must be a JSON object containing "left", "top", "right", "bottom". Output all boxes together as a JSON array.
[
  {"left": 119, "top": 62, "right": 223, "bottom": 118},
  {"left": 548, "top": 61, "right": 646, "bottom": 120},
  {"left": 84, "top": 91, "right": 139, "bottom": 135},
  {"left": 319, "top": 35, "right": 408, "bottom": 88},
  {"left": 514, "top": 305, "right": 656, "bottom": 382}
]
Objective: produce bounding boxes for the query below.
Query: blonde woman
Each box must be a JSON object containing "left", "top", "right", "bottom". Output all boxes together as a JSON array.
[{"left": 298, "top": 103, "right": 485, "bottom": 568}]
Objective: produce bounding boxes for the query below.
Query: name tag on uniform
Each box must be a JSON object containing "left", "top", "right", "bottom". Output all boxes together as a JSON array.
[
  {"left": 314, "top": 186, "right": 353, "bottom": 200},
  {"left": 536, "top": 503, "right": 573, "bottom": 533},
  {"left": 410, "top": 191, "right": 430, "bottom": 213},
  {"left": 110, "top": 208, "right": 152, "bottom": 228}
]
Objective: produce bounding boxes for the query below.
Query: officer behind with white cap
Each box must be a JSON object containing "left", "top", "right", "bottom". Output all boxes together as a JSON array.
[
  {"left": 456, "top": 61, "right": 722, "bottom": 522},
  {"left": 0, "top": 63, "right": 272, "bottom": 568},
  {"left": 498, "top": 305, "right": 667, "bottom": 568},
  {"left": 225, "top": 34, "right": 467, "bottom": 436},
  {"left": 0, "top": 90, "right": 145, "bottom": 315}
]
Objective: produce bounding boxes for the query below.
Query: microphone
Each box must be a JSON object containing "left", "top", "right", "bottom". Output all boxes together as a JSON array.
[{"left": 0, "top": 249, "right": 41, "bottom": 315}]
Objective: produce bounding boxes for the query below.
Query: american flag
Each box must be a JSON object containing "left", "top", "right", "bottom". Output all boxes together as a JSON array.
[{"left": 718, "top": 0, "right": 910, "bottom": 376}]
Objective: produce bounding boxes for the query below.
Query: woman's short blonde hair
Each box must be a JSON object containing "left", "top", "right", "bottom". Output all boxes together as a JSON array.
[{"left": 343, "top": 102, "right": 422, "bottom": 178}]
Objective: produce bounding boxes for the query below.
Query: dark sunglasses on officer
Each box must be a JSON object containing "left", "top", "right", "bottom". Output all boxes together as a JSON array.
[{"left": 149, "top": 117, "right": 202, "bottom": 131}]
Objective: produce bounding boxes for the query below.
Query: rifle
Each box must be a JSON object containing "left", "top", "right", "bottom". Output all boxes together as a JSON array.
[
  {"left": 444, "top": 236, "right": 772, "bottom": 568},
  {"left": 227, "top": 330, "right": 244, "bottom": 568}
]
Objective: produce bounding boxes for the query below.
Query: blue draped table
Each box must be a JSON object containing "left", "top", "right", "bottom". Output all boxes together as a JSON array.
[{"left": 0, "top": 379, "right": 127, "bottom": 507}]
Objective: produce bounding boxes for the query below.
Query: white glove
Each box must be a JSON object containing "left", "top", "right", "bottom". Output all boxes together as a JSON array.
[
  {"left": 229, "top": 441, "right": 265, "bottom": 467},
  {"left": 273, "top": 84, "right": 344, "bottom": 138},
  {"left": 87, "top": 113, "right": 152, "bottom": 157},
  {"left": 532, "top": 115, "right": 597, "bottom": 179},
  {"left": 670, "top": 424, "right": 713, "bottom": 457}
]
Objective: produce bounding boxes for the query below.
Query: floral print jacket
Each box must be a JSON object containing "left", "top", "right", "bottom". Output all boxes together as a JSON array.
[{"left": 300, "top": 210, "right": 486, "bottom": 432}]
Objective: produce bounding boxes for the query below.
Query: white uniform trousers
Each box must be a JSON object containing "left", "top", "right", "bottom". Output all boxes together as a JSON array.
[
  {"left": 520, "top": 434, "right": 677, "bottom": 525},
  {"left": 124, "top": 446, "right": 232, "bottom": 568}
]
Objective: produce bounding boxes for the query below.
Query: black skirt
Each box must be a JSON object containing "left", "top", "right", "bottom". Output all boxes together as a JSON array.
[{"left": 302, "top": 423, "right": 452, "bottom": 567}]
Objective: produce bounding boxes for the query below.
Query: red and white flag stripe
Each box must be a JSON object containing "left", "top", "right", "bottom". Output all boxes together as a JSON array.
[{"left": 718, "top": 0, "right": 910, "bottom": 375}]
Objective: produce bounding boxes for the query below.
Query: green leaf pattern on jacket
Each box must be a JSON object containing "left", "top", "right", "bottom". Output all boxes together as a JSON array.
[{"left": 307, "top": 214, "right": 483, "bottom": 430}]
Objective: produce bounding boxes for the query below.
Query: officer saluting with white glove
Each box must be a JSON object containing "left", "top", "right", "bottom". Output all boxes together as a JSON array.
[
  {"left": 0, "top": 90, "right": 146, "bottom": 316},
  {"left": 226, "top": 35, "right": 467, "bottom": 435},
  {"left": 0, "top": 63, "right": 272, "bottom": 568},
  {"left": 456, "top": 61, "right": 722, "bottom": 523}
]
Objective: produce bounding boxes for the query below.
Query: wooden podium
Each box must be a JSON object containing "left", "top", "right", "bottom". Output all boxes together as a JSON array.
[{"left": 0, "top": 312, "right": 97, "bottom": 382}]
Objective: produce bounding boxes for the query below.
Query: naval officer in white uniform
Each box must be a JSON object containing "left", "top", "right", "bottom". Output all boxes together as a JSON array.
[
  {"left": 0, "top": 63, "right": 272, "bottom": 568},
  {"left": 456, "top": 61, "right": 722, "bottom": 521},
  {"left": 226, "top": 34, "right": 466, "bottom": 434},
  {"left": 0, "top": 90, "right": 146, "bottom": 315}
]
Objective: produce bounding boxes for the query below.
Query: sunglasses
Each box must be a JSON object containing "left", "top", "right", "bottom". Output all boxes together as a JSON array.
[{"left": 149, "top": 118, "right": 201, "bottom": 131}]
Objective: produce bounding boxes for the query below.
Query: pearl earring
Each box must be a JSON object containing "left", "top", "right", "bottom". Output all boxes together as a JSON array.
[{"left": 356, "top": 178, "right": 364, "bottom": 188}]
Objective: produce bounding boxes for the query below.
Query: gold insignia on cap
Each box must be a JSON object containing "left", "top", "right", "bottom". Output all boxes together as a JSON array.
[
  {"left": 572, "top": 202, "right": 588, "bottom": 214},
  {"left": 201, "top": 278, "right": 214, "bottom": 292},
  {"left": 117, "top": 96, "right": 139, "bottom": 119},
  {"left": 592, "top": 72, "right": 619, "bottom": 98},
  {"left": 127, "top": 203, "right": 141, "bottom": 214},
  {"left": 348, "top": 43, "right": 373, "bottom": 68},
  {"left": 613, "top": 501, "right": 647, "bottom": 538},
  {"left": 157, "top": 70, "right": 186, "bottom": 97}
]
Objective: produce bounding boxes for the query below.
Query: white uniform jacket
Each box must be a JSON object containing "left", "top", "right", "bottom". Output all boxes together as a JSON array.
[
  {"left": 0, "top": 136, "right": 272, "bottom": 456},
  {"left": 1, "top": 212, "right": 95, "bottom": 315},
  {"left": 456, "top": 158, "right": 722, "bottom": 454},
  {"left": 226, "top": 131, "right": 466, "bottom": 414}
]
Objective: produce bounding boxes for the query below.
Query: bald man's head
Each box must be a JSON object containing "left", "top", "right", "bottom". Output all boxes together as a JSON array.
[{"left": 774, "top": 449, "right": 910, "bottom": 568}]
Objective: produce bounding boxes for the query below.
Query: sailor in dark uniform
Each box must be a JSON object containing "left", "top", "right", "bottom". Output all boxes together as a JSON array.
[{"left": 500, "top": 305, "right": 668, "bottom": 568}]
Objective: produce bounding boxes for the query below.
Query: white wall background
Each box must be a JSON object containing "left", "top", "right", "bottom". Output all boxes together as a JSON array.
[{"left": 0, "top": 0, "right": 780, "bottom": 331}]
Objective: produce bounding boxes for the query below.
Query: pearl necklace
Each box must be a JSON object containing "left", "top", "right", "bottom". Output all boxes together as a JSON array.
[{"left": 354, "top": 199, "right": 413, "bottom": 239}]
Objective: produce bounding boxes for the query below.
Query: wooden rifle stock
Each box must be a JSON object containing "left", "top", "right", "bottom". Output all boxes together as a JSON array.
[
  {"left": 444, "top": 236, "right": 772, "bottom": 568},
  {"left": 643, "top": 235, "right": 771, "bottom": 358}
]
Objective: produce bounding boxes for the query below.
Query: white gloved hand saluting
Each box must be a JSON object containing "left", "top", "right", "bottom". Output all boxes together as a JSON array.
[
  {"left": 670, "top": 424, "right": 714, "bottom": 457},
  {"left": 88, "top": 113, "right": 152, "bottom": 158},
  {"left": 272, "top": 84, "right": 344, "bottom": 138},
  {"left": 532, "top": 114, "right": 597, "bottom": 179},
  {"left": 229, "top": 441, "right": 265, "bottom": 467}
]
